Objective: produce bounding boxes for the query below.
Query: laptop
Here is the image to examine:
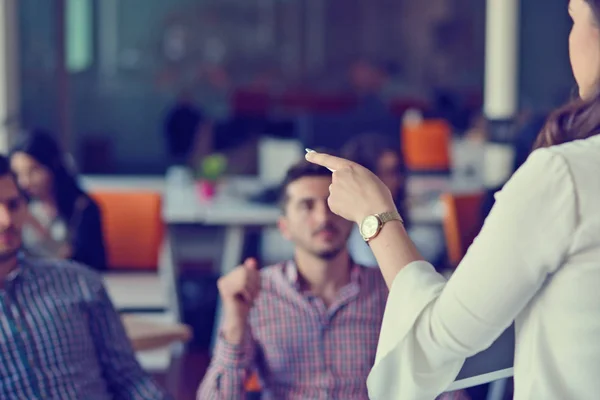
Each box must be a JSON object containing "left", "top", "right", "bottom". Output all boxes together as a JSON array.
[{"left": 446, "top": 325, "right": 515, "bottom": 391}]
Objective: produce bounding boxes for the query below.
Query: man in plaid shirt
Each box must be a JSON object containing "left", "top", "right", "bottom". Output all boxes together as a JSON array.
[
  {"left": 198, "top": 160, "right": 468, "bottom": 400},
  {"left": 0, "top": 154, "right": 168, "bottom": 399}
]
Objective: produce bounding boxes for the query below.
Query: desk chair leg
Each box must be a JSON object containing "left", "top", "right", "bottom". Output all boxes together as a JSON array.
[
  {"left": 211, "top": 226, "right": 245, "bottom": 351},
  {"left": 220, "top": 226, "right": 245, "bottom": 275},
  {"left": 486, "top": 378, "right": 508, "bottom": 400}
]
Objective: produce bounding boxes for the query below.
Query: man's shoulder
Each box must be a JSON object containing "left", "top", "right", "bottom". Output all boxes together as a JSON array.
[
  {"left": 258, "top": 262, "right": 288, "bottom": 285},
  {"left": 355, "top": 264, "right": 389, "bottom": 308},
  {"left": 25, "top": 257, "right": 103, "bottom": 286},
  {"left": 356, "top": 264, "right": 387, "bottom": 288}
]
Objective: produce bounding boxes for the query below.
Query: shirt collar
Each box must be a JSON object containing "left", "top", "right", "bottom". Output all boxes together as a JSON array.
[
  {"left": 5, "top": 266, "right": 21, "bottom": 283},
  {"left": 283, "top": 258, "right": 363, "bottom": 293},
  {"left": 1, "top": 252, "right": 30, "bottom": 289}
]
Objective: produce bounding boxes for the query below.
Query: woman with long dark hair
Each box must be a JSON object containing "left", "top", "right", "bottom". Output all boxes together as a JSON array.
[
  {"left": 10, "top": 130, "right": 107, "bottom": 270},
  {"left": 306, "top": 0, "right": 600, "bottom": 398}
]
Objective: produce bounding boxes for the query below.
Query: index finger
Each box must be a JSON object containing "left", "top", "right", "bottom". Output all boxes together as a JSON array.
[{"left": 305, "top": 151, "right": 355, "bottom": 171}]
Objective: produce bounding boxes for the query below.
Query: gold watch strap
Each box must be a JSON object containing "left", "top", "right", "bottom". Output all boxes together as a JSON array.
[{"left": 378, "top": 211, "right": 403, "bottom": 224}]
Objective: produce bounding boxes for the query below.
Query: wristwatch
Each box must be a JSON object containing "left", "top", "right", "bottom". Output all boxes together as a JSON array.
[{"left": 359, "top": 211, "right": 403, "bottom": 242}]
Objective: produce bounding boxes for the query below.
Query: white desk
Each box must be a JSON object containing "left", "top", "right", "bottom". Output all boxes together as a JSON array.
[
  {"left": 103, "top": 272, "right": 168, "bottom": 311},
  {"left": 78, "top": 174, "right": 456, "bottom": 227},
  {"left": 163, "top": 175, "right": 450, "bottom": 227},
  {"left": 163, "top": 176, "right": 282, "bottom": 286},
  {"left": 163, "top": 177, "right": 279, "bottom": 226}
]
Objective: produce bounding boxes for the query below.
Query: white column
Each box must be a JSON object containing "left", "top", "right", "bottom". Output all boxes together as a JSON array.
[
  {"left": 483, "top": 0, "right": 520, "bottom": 188},
  {"left": 484, "top": 0, "right": 520, "bottom": 119},
  {"left": 482, "top": 12, "right": 520, "bottom": 398},
  {"left": 0, "top": 0, "right": 20, "bottom": 153}
]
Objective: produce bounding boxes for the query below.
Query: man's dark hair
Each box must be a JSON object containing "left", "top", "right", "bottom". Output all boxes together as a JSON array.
[
  {"left": 341, "top": 132, "right": 402, "bottom": 174},
  {"left": 279, "top": 154, "right": 335, "bottom": 211},
  {"left": 0, "top": 154, "right": 24, "bottom": 196}
]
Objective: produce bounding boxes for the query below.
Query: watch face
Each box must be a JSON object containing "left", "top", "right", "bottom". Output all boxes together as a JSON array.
[{"left": 360, "top": 215, "right": 380, "bottom": 239}]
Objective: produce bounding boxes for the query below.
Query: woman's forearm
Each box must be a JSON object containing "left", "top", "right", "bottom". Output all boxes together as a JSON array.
[{"left": 367, "top": 220, "right": 424, "bottom": 288}]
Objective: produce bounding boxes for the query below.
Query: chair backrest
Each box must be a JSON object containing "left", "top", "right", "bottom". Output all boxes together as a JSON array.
[
  {"left": 91, "top": 191, "right": 163, "bottom": 270},
  {"left": 441, "top": 192, "right": 484, "bottom": 267},
  {"left": 401, "top": 119, "right": 452, "bottom": 172}
]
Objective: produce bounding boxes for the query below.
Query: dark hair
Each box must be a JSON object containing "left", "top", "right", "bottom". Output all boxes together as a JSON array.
[
  {"left": 0, "top": 154, "right": 24, "bottom": 196},
  {"left": 341, "top": 133, "right": 403, "bottom": 173},
  {"left": 341, "top": 132, "right": 409, "bottom": 226},
  {"left": 9, "top": 130, "right": 86, "bottom": 220},
  {"left": 534, "top": 0, "right": 600, "bottom": 149},
  {"left": 0, "top": 154, "right": 10, "bottom": 177},
  {"left": 279, "top": 156, "right": 334, "bottom": 211}
]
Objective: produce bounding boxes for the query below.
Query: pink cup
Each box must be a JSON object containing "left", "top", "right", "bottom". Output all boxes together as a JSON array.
[{"left": 196, "top": 180, "right": 216, "bottom": 200}]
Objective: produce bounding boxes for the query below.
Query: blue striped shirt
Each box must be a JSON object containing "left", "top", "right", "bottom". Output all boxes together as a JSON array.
[{"left": 0, "top": 256, "right": 170, "bottom": 399}]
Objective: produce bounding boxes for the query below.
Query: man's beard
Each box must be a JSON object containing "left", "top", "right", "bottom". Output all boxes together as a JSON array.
[
  {"left": 0, "top": 227, "right": 20, "bottom": 264},
  {"left": 313, "top": 244, "right": 346, "bottom": 261},
  {"left": 309, "top": 223, "right": 349, "bottom": 261}
]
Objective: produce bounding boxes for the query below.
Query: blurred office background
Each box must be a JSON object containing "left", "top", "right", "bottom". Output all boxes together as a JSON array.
[
  {"left": 14, "top": 0, "right": 572, "bottom": 174},
  {"left": 0, "top": 1, "right": 575, "bottom": 399}
]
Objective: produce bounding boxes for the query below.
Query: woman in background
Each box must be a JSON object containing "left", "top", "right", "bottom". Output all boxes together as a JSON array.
[
  {"left": 10, "top": 130, "right": 107, "bottom": 270},
  {"left": 342, "top": 132, "right": 445, "bottom": 266}
]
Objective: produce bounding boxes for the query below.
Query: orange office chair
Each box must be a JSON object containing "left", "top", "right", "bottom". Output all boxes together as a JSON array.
[
  {"left": 91, "top": 191, "right": 163, "bottom": 270},
  {"left": 401, "top": 119, "right": 452, "bottom": 172},
  {"left": 441, "top": 192, "right": 484, "bottom": 268}
]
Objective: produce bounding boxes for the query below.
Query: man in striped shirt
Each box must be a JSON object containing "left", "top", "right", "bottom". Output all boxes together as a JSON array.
[
  {"left": 198, "top": 160, "right": 468, "bottom": 399},
  {"left": 0, "top": 154, "right": 169, "bottom": 399}
]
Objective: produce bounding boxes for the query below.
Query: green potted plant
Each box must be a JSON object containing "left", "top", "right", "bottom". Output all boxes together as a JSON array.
[{"left": 195, "top": 153, "right": 227, "bottom": 199}]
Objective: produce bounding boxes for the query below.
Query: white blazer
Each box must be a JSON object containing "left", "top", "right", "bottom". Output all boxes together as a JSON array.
[{"left": 367, "top": 135, "right": 600, "bottom": 399}]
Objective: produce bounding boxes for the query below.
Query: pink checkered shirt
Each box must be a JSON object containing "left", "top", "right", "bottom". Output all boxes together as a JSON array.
[{"left": 198, "top": 261, "right": 469, "bottom": 400}]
